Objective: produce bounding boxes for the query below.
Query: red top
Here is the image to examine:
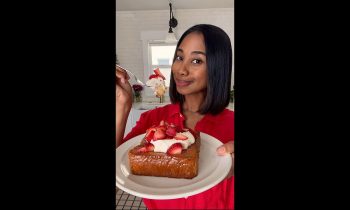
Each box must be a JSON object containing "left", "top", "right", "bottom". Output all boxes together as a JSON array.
[{"left": 122, "top": 103, "right": 234, "bottom": 209}]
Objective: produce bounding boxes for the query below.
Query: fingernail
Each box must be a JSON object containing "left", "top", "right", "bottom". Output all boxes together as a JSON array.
[{"left": 217, "top": 147, "right": 225, "bottom": 154}]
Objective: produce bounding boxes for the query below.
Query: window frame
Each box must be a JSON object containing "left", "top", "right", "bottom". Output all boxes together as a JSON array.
[
  {"left": 141, "top": 31, "right": 178, "bottom": 97},
  {"left": 148, "top": 42, "right": 176, "bottom": 89}
]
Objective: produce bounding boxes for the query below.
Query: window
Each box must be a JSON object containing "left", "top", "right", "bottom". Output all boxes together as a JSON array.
[
  {"left": 149, "top": 43, "right": 176, "bottom": 87},
  {"left": 140, "top": 31, "right": 178, "bottom": 97}
]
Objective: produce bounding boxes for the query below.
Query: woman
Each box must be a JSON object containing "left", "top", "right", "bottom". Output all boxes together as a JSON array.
[{"left": 116, "top": 24, "right": 234, "bottom": 209}]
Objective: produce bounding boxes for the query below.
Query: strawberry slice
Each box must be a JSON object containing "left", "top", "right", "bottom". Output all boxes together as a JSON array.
[
  {"left": 146, "top": 125, "right": 157, "bottom": 133},
  {"left": 174, "top": 133, "right": 188, "bottom": 140},
  {"left": 137, "top": 147, "right": 147, "bottom": 153},
  {"left": 166, "top": 143, "right": 183, "bottom": 155},
  {"left": 153, "top": 68, "right": 166, "bottom": 80},
  {"left": 169, "top": 123, "right": 176, "bottom": 128},
  {"left": 137, "top": 143, "right": 154, "bottom": 153},
  {"left": 145, "top": 130, "right": 155, "bottom": 142},
  {"left": 168, "top": 122, "right": 182, "bottom": 132},
  {"left": 154, "top": 129, "right": 166, "bottom": 140},
  {"left": 175, "top": 126, "right": 183, "bottom": 132},
  {"left": 145, "top": 143, "right": 154, "bottom": 152},
  {"left": 165, "top": 126, "right": 176, "bottom": 137},
  {"left": 156, "top": 125, "right": 167, "bottom": 132}
]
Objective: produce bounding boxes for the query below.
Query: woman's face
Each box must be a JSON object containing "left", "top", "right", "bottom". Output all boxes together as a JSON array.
[{"left": 172, "top": 32, "right": 207, "bottom": 96}]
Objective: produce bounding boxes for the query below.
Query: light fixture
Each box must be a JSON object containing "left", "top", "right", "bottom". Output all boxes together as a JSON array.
[{"left": 165, "top": 1, "right": 178, "bottom": 43}]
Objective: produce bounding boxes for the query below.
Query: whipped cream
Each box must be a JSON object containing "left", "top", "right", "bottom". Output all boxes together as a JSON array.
[{"left": 150, "top": 131, "right": 196, "bottom": 153}]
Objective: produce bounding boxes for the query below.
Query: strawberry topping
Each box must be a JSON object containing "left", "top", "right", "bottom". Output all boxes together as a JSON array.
[
  {"left": 145, "top": 130, "right": 155, "bottom": 142},
  {"left": 137, "top": 147, "right": 147, "bottom": 153},
  {"left": 144, "top": 143, "right": 154, "bottom": 151},
  {"left": 144, "top": 120, "right": 196, "bottom": 150},
  {"left": 174, "top": 133, "right": 188, "bottom": 140},
  {"left": 165, "top": 126, "right": 177, "bottom": 137},
  {"left": 166, "top": 143, "right": 183, "bottom": 155},
  {"left": 153, "top": 129, "right": 166, "bottom": 140}
]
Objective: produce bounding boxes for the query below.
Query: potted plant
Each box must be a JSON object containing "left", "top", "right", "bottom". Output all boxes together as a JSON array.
[{"left": 132, "top": 84, "right": 143, "bottom": 102}]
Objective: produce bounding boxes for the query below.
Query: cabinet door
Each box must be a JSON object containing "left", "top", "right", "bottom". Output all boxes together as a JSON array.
[
  {"left": 132, "top": 109, "right": 148, "bottom": 125},
  {"left": 124, "top": 111, "right": 133, "bottom": 137},
  {"left": 124, "top": 108, "right": 148, "bottom": 137}
]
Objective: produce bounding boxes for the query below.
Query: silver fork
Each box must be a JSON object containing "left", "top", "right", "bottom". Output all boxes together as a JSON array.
[{"left": 116, "top": 64, "right": 149, "bottom": 87}]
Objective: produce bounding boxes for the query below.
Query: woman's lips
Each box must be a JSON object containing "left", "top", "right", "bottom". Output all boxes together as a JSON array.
[{"left": 175, "top": 79, "right": 192, "bottom": 87}]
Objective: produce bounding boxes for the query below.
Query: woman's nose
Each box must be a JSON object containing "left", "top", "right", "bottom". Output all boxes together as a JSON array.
[{"left": 177, "top": 62, "right": 189, "bottom": 76}]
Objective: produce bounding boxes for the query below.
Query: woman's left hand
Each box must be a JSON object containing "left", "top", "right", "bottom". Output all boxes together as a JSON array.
[{"left": 216, "top": 141, "right": 234, "bottom": 178}]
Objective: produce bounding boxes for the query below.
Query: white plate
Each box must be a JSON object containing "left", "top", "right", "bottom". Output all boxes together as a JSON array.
[{"left": 116, "top": 132, "right": 232, "bottom": 200}]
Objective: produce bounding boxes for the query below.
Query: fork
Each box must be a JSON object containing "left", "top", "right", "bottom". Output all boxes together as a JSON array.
[{"left": 116, "top": 64, "right": 149, "bottom": 87}]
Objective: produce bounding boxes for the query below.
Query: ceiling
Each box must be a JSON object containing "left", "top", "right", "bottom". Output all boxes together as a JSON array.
[{"left": 116, "top": 0, "right": 234, "bottom": 11}]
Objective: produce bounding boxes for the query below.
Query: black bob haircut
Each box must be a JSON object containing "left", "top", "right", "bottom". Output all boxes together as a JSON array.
[{"left": 169, "top": 24, "right": 232, "bottom": 115}]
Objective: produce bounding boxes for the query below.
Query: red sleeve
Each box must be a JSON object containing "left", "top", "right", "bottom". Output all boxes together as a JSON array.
[{"left": 196, "top": 109, "right": 234, "bottom": 144}]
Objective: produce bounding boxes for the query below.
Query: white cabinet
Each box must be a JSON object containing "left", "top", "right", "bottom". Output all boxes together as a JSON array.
[
  {"left": 124, "top": 108, "right": 148, "bottom": 137},
  {"left": 124, "top": 102, "right": 170, "bottom": 137}
]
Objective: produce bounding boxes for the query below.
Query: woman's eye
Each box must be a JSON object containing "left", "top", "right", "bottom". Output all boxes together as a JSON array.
[
  {"left": 175, "top": 56, "right": 182, "bottom": 61},
  {"left": 192, "top": 59, "right": 202, "bottom": 64}
]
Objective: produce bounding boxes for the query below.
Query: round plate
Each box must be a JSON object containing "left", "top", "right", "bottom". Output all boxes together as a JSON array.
[{"left": 116, "top": 132, "right": 232, "bottom": 199}]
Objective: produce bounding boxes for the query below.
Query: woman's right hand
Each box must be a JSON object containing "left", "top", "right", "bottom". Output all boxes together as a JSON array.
[
  {"left": 116, "top": 66, "right": 133, "bottom": 108},
  {"left": 116, "top": 66, "right": 133, "bottom": 146}
]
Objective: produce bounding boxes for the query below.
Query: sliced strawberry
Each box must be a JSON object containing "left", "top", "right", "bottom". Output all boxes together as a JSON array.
[
  {"left": 153, "top": 68, "right": 166, "bottom": 80},
  {"left": 156, "top": 125, "right": 167, "bottom": 132},
  {"left": 146, "top": 125, "right": 157, "bottom": 133},
  {"left": 175, "top": 126, "right": 184, "bottom": 132},
  {"left": 145, "top": 130, "right": 155, "bottom": 142},
  {"left": 176, "top": 114, "right": 186, "bottom": 131},
  {"left": 153, "top": 129, "right": 166, "bottom": 140},
  {"left": 159, "top": 120, "right": 165, "bottom": 126},
  {"left": 137, "top": 147, "right": 147, "bottom": 153},
  {"left": 166, "top": 143, "right": 183, "bottom": 155},
  {"left": 145, "top": 143, "right": 154, "bottom": 152},
  {"left": 165, "top": 126, "right": 176, "bottom": 137},
  {"left": 174, "top": 133, "right": 188, "bottom": 140}
]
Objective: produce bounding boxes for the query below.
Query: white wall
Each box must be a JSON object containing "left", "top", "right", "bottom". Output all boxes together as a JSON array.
[{"left": 116, "top": 8, "right": 234, "bottom": 100}]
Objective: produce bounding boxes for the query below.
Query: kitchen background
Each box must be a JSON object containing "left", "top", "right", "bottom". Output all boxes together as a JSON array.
[
  {"left": 116, "top": 1, "right": 233, "bottom": 208},
  {"left": 116, "top": 0, "right": 234, "bottom": 136}
]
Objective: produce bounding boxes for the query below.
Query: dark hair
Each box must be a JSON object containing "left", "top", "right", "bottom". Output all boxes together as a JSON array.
[{"left": 169, "top": 24, "right": 232, "bottom": 115}]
